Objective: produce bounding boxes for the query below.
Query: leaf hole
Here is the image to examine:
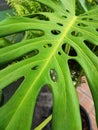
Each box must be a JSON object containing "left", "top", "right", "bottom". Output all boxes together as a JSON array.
[
  {"left": 77, "top": 23, "right": 88, "bottom": 27},
  {"left": 62, "top": 15, "right": 67, "bottom": 19},
  {"left": 0, "top": 49, "right": 39, "bottom": 71},
  {"left": 17, "top": 49, "right": 39, "bottom": 60},
  {"left": 57, "top": 23, "right": 63, "bottom": 26},
  {"left": 24, "top": 49, "right": 39, "bottom": 58},
  {"left": 43, "top": 43, "right": 52, "bottom": 48},
  {"left": 69, "top": 47, "right": 77, "bottom": 56},
  {"left": 4, "top": 32, "right": 25, "bottom": 45},
  {"left": 96, "top": 28, "right": 98, "bottom": 32},
  {"left": 84, "top": 14, "right": 88, "bottom": 16},
  {"left": 50, "top": 69, "right": 57, "bottom": 82},
  {"left": 32, "top": 65, "right": 39, "bottom": 70},
  {"left": 32, "top": 85, "right": 53, "bottom": 129},
  {"left": 81, "top": 18, "right": 88, "bottom": 20},
  {"left": 84, "top": 40, "right": 94, "bottom": 49},
  {"left": 33, "top": 14, "right": 50, "bottom": 21},
  {"left": 66, "top": 9, "right": 70, "bottom": 13},
  {"left": 89, "top": 18, "right": 93, "bottom": 21},
  {"left": 26, "top": 30, "right": 44, "bottom": 38},
  {"left": 0, "top": 92, "right": 4, "bottom": 107},
  {"left": 84, "top": 40, "right": 98, "bottom": 56},
  {"left": 62, "top": 44, "right": 77, "bottom": 56},
  {"left": 71, "top": 31, "right": 82, "bottom": 37},
  {"left": 81, "top": 17, "right": 93, "bottom": 21},
  {"left": 68, "top": 60, "right": 82, "bottom": 86},
  {"left": 0, "top": 32, "right": 26, "bottom": 49},
  {"left": 58, "top": 51, "right": 62, "bottom": 55},
  {"left": 84, "top": 40, "right": 96, "bottom": 50},
  {"left": 15, "top": 49, "right": 39, "bottom": 61},
  {"left": 1, "top": 77, "right": 24, "bottom": 106},
  {"left": 51, "top": 30, "right": 61, "bottom": 35}
]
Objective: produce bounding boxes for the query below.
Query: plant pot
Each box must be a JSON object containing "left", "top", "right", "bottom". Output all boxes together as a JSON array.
[
  {"left": 43, "top": 105, "right": 92, "bottom": 130},
  {"left": 80, "top": 105, "right": 92, "bottom": 130}
]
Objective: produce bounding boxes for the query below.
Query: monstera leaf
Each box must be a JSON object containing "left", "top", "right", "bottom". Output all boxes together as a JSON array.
[{"left": 0, "top": 0, "right": 98, "bottom": 130}]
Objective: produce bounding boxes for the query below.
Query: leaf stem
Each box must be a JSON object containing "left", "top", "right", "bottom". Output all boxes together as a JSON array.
[
  {"left": 34, "top": 115, "right": 52, "bottom": 130},
  {"left": 65, "top": 44, "right": 70, "bottom": 54}
]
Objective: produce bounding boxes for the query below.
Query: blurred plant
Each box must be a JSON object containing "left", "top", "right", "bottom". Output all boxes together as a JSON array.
[
  {"left": 6, "top": 0, "right": 41, "bottom": 15},
  {"left": 76, "top": 0, "right": 98, "bottom": 15},
  {"left": 6, "top": 0, "right": 52, "bottom": 16}
]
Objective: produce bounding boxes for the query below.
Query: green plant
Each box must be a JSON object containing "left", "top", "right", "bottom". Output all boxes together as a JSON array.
[
  {"left": 6, "top": 0, "right": 41, "bottom": 15},
  {"left": 6, "top": 0, "right": 52, "bottom": 16},
  {"left": 0, "top": 0, "right": 98, "bottom": 130}
]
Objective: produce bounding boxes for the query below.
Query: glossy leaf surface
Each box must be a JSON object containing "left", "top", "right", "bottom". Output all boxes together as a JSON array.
[{"left": 0, "top": 0, "right": 98, "bottom": 130}]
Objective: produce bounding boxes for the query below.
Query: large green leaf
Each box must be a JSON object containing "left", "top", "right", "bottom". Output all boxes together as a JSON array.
[{"left": 0, "top": 0, "right": 98, "bottom": 130}]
